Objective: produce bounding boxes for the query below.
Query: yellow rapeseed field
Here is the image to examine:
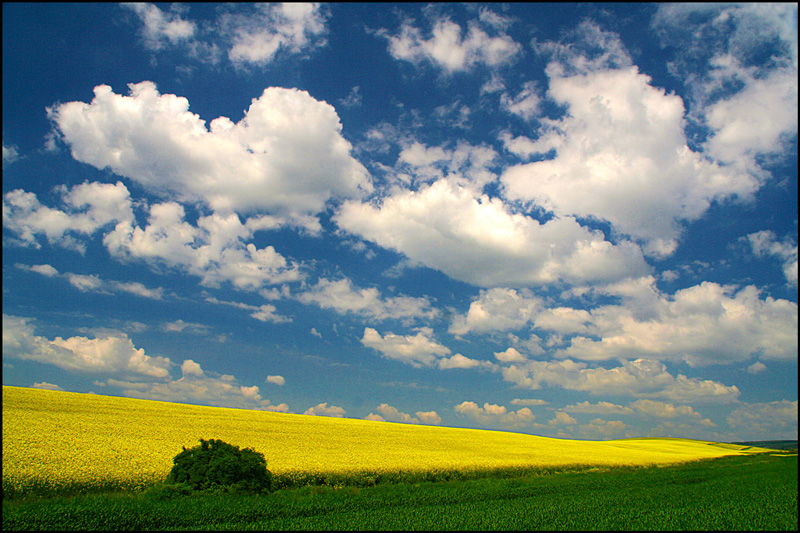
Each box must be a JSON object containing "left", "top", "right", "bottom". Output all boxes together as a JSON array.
[{"left": 2, "top": 386, "right": 770, "bottom": 495}]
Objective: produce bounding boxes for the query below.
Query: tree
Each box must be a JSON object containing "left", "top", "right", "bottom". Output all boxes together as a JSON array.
[{"left": 168, "top": 438, "right": 272, "bottom": 493}]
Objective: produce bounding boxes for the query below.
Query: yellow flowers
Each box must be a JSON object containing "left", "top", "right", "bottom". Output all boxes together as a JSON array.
[{"left": 2, "top": 386, "right": 767, "bottom": 496}]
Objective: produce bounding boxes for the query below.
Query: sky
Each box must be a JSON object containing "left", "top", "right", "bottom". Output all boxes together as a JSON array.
[{"left": 2, "top": 3, "right": 797, "bottom": 442}]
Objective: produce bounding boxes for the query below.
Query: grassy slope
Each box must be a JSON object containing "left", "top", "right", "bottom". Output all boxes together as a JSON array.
[{"left": 2, "top": 385, "right": 776, "bottom": 497}]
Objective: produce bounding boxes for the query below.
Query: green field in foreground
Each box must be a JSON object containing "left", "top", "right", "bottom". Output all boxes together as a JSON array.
[
  {"left": 3, "top": 454, "right": 796, "bottom": 531},
  {"left": 2, "top": 386, "right": 776, "bottom": 498}
]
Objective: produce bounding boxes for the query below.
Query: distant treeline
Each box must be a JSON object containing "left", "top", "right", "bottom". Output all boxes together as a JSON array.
[{"left": 732, "top": 440, "right": 798, "bottom": 451}]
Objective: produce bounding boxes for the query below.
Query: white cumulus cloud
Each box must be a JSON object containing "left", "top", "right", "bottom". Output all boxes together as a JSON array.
[
  {"left": 361, "top": 327, "right": 451, "bottom": 368},
  {"left": 3, "top": 314, "right": 172, "bottom": 380},
  {"left": 501, "top": 42, "right": 756, "bottom": 255},
  {"left": 50, "top": 82, "right": 372, "bottom": 219},
  {"left": 122, "top": 3, "right": 329, "bottom": 67},
  {"left": 450, "top": 288, "right": 543, "bottom": 335},
  {"left": 744, "top": 230, "right": 798, "bottom": 287},
  {"left": 384, "top": 12, "right": 521, "bottom": 73},
  {"left": 553, "top": 279, "right": 798, "bottom": 367},
  {"left": 336, "top": 179, "right": 649, "bottom": 288},
  {"left": 726, "top": 400, "right": 798, "bottom": 440},
  {"left": 225, "top": 3, "right": 328, "bottom": 66},
  {"left": 297, "top": 277, "right": 438, "bottom": 322},
  {"left": 3, "top": 181, "right": 134, "bottom": 253},
  {"left": 365, "top": 403, "right": 441, "bottom": 425},
  {"left": 502, "top": 358, "right": 741, "bottom": 404},
  {"left": 104, "top": 202, "right": 303, "bottom": 290},
  {"left": 303, "top": 402, "right": 346, "bottom": 417},
  {"left": 454, "top": 400, "right": 537, "bottom": 429},
  {"left": 122, "top": 2, "right": 197, "bottom": 51},
  {"left": 266, "top": 375, "right": 286, "bottom": 386}
]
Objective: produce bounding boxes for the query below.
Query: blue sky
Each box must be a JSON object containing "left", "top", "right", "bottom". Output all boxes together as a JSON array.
[{"left": 3, "top": 3, "right": 797, "bottom": 442}]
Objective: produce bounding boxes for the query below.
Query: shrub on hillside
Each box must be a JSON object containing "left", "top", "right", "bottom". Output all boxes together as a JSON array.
[{"left": 168, "top": 438, "right": 272, "bottom": 494}]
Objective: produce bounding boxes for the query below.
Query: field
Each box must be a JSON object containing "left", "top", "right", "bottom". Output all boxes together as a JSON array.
[
  {"left": 3, "top": 454, "right": 796, "bottom": 530},
  {"left": 3, "top": 385, "right": 796, "bottom": 530},
  {"left": 2, "top": 385, "right": 774, "bottom": 497}
]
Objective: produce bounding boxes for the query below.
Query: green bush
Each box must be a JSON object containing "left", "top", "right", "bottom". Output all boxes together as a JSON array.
[
  {"left": 168, "top": 439, "right": 272, "bottom": 494},
  {"left": 143, "top": 481, "right": 193, "bottom": 501}
]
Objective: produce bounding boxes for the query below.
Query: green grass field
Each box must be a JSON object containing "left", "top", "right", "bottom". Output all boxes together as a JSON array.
[{"left": 3, "top": 454, "right": 796, "bottom": 531}]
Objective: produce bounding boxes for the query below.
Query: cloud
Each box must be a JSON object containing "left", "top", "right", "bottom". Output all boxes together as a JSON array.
[
  {"left": 552, "top": 279, "right": 798, "bottom": 367},
  {"left": 549, "top": 411, "right": 577, "bottom": 426},
  {"left": 3, "top": 314, "right": 172, "bottom": 380},
  {"left": 104, "top": 358, "right": 291, "bottom": 411},
  {"left": 703, "top": 61, "right": 797, "bottom": 167},
  {"left": 65, "top": 273, "right": 103, "bottom": 292},
  {"left": 743, "top": 230, "right": 798, "bottom": 287},
  {"left": 747, "top": 361, "right": 767, "bottom": 375},
  {"left": 18, "top": 263, "right": 167, "bottom": 300},
  {"left": 437, "top": 353, "right": 488, "bottom": 370},
  {"left": 452, "top": 276, "right": 796, "bottom": 369},
  {"left": 224, "top": 3, "right": 328, "bottom": 66},
  {"left": 394, "top": 140, "right": 499, "bottom": 193},
  {"left": 361, "top": 327, "right": 451, "bottom": 368},
  {"left": 250, "top": 305, "right": 292, "bottom": 324},
  {"left": 162, "top": 320, "right": 210, "bottom": 335},
  {"left": 500, "top": 81, "right": 541, "bottom": 120},
  {"left": 50, "top": 82, "right": 371, "bottom": 218},
  {"left": 629, "top": 399, "right": 709, "bottom": 421},
  {"left": 572, "top": 419, "right": 628, "bottom": 440},
  {"left": 506, "top": 333, "right": 547, "bottom": 357},
  {"left": 122, "top": 3, "right": 328, "bottom": 67},
  {"left": 454, "top": 400, "right": 536, "bottom": 429},
  {"left": 533, "top": 19, "right": 634, "bottom": 75},
  {"left": 726, "top": 400, "right": 798, "bottom": 440},
  {"left": 266, "top": 375, "right": 286, "bottom": 386},
  {"left": 339, "top": 86, "right": 362, "bottom": 108},
  {"left": 336, "top": 179, "right": 649, "bottom": 288},
  {"left": 296, "top": 277, "right": 438, "bottom": 322},
  {"left": 562, "top": 401, "right": 634, "bottom": 415},
  {"left": 111, "top": 281, "right": 166, "bottom": 300},
  {"left": 104, "top": 202, "right": 303, "bottom": 290},
  {"left": 510, "top": 398, "right": 548, "bottom": 407},
  {"left": 303, "top": 402, "right": 346, "bottom": 417},
  {"left": 204, "top": 296, "right": 292, "bottom": 323},
  {"left": 361, "top": 327, "right": 492, "bottom": 371},
  {"left": 30, "top": 382, "right": 64, "bottom": 391},
  {"left": 450, "top": 288, "right": 543, "bottom": 335},
  {"left": 122, "top": 2, "right": 197, "bottom": 51},
  {"left": 3, "top": 181, "right": 134, "bottom": 252},
  {"left": 365, "top": 403, "right": 441, "bottom": 425},
  {"left": 384, "top": 11, "right": 521, "bottom": 73},
  {"left": 432, "top": 101, "right": 472, "bottom": 130},
  {"left": 416, "top": 410, "right": 443, "bottom": 425},
  {"left": 448, "top": 277, "right": 795, "bottom": 370},
  {"left": 652, "top": 3, "right": 797, "bottom": 64},
  {"left": 502, "top": 358, "right": 741, "bottom": 404},
  {"left": 502, "top": 21, "right": 760, "bottom": 257},
  {"left": 3, "top": 143, "right": 19, "bottom": 166},
  {"left": 652, "top": 4, "right": 797, "bottom": 174},
  {"left": 14, "top": 263, "right": 58, "bottom": 277},
  {"left": 97, "top": 357, "right": 290, "bottom": 411},
  {"left": 106, "top": 370, "right": 289, "bottom": 412},
  {"left": 531, "top": 306, "right": 593, "bottom": 336},
  {"left": 180, "top": 359, "right": 204, "bottom": 377},
  {"left": 494, "top": 347, "right": 527, "bottom": 363}
]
